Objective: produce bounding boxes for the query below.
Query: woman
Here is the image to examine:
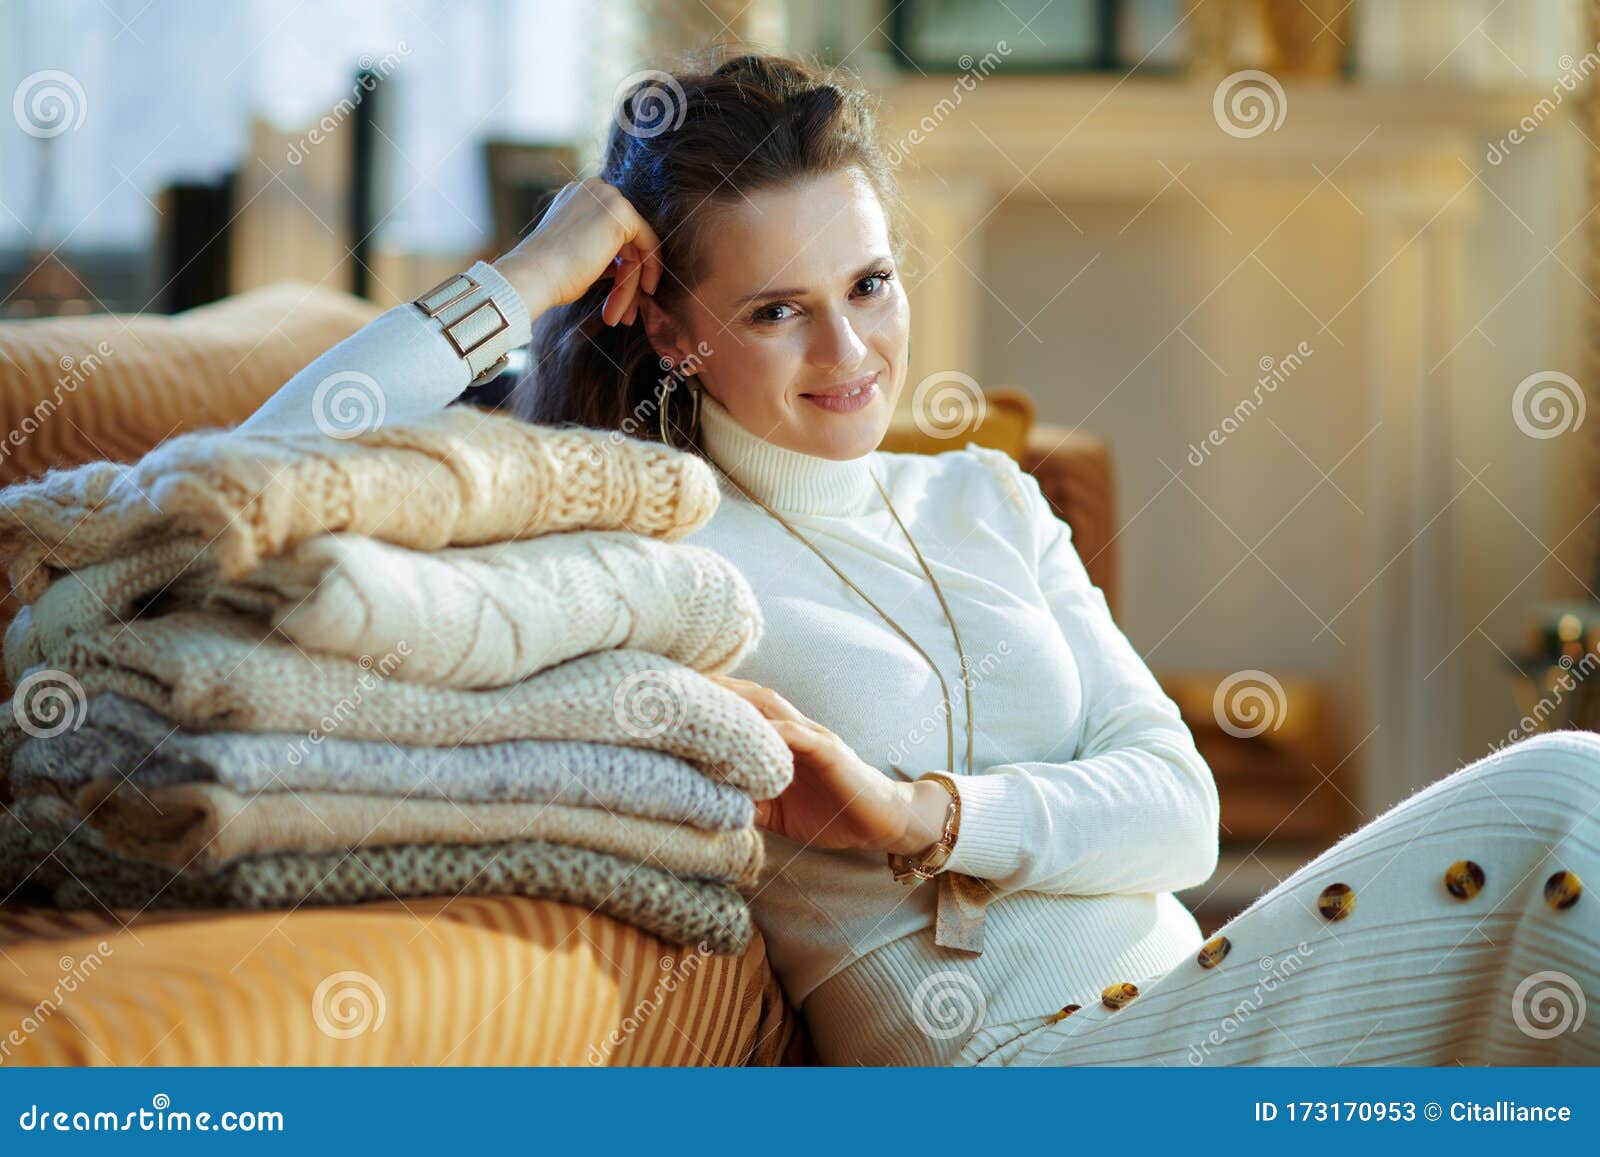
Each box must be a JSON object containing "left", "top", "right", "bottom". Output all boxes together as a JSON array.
[{"left": 240, "top": 53, "right": 1599, "bottom": 1067}]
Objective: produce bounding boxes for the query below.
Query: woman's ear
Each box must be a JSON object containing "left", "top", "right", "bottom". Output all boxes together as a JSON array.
[{"left": 638, "top": 297, "right": 691, "bottom": 369}]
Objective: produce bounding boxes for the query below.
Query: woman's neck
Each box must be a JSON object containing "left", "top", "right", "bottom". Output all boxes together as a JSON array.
[{"left": 696, "top": 388, "right": 876, "bottom": 517}]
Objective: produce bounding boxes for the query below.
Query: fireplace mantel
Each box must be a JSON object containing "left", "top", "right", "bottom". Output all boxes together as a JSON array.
[{"left": 881, "top": 74, "right": 1568, "bottom": 809}]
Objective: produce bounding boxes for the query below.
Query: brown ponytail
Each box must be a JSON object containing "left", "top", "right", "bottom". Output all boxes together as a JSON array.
[{"left": 507, "top": 51, "right": 902, "bottom": 451}]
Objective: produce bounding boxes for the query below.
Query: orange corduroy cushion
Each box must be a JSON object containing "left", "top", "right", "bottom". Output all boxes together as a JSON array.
[{"left": 0, "top": 897, "right": 793, "bottom": 1066}]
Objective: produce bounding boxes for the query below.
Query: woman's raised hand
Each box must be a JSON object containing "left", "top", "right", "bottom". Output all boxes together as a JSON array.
[{"left": 492, "top": 177, "right": 664, "bottom": 327}]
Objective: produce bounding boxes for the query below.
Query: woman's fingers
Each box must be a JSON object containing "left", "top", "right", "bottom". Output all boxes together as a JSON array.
[
  {"left": 603, "top": 257, "right": 642, "bottom": 326},
  {"left": 625, "top": 213, "right": 665, "bottom": 296},
  {"left": 708, "top": 674, "right": 809, "bottom": 723},
  {"left": 769, "top": 717, "right": 827, "bottom": 751}
]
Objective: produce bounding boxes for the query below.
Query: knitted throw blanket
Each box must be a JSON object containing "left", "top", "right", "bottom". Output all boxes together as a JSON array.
[
  {"left": 0, "top": 406, "right": 719, "bottom": 603},
  {"left": 75, "top": 780, "right": 764, "bottom": 885},
  {"left": 0, "top": 800, "right": 751, "bottom": 953},
  {"left": 6, "top": 610, "right": 792, "bottom": 799},
  {"left": 5, "top": 530, "right": 761, "bottom": 690},
  {"left": 10, "top": 695, "right": 755, "bottom": 831}
]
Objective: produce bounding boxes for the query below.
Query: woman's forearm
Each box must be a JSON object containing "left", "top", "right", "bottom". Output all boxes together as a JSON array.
[{"left": 235, "top": 259, "right": 541, "bottom": 438}]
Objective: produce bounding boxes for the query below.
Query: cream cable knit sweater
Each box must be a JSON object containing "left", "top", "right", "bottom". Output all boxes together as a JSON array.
[
  {"left": 6, "top": 530, "right": 762, "bottom": 689},
  {"left": 234, "top": 263, "right": 1221, "bottom": 1067}
]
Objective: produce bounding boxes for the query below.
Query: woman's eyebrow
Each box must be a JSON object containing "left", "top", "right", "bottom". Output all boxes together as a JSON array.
[{"left": 731, "top": 256, "right": 895, "bottom": 307}]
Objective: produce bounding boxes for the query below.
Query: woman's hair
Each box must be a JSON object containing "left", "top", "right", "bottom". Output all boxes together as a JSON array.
[{"left": 508, "top": 51, "right": 902, "bottom": 449}]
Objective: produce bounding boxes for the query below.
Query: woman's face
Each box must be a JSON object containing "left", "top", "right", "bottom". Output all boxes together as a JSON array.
[{"left": 643, "top": 167, "right": 909, "bottom": 460}]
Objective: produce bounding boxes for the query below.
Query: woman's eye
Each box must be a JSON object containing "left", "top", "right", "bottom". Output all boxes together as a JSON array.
[
  {"left": 854, "top": 271, "right": 894, "bottom": 297},
  {"left": 752, "top": 303, "right": 796, "bottom": 324}
]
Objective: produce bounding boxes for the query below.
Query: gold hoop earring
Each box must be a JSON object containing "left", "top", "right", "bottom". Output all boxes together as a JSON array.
[{"left": 655, "top": 368, "right": 703, "bottom": 449}]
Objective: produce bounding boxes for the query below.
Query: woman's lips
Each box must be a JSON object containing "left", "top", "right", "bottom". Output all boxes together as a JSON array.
[{"left": 801, "top": 373, "right": 879, "bottom": 414}]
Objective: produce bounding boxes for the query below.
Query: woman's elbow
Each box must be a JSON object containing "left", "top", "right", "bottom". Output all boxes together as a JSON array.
[{"left": 1164, "top": 740, "right": 1222, "bottom": 890}]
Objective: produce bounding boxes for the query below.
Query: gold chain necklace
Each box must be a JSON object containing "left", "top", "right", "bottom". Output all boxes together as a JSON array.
[
  {"left": 673, "top": 388, "right": 993, "bottom": 951},
  {"left": 712, "top": 465, "right": 974, "bottom": 780}
]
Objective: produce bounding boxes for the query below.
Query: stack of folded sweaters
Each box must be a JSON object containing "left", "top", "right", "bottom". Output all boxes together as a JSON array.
[{"left": 0, "top": 407, "right": 792, "bottom": 955}]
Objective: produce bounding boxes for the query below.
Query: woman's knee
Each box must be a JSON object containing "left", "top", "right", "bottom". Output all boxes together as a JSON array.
[{"left": 1458, "top": 730, "right": 1600, "bottom": 818}]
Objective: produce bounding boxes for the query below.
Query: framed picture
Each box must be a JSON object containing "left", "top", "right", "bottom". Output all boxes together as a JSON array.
[
  {"left": 483, "top": 140, "right": 581, "bottom": 258},
  {"left": 889, "top": 0, "right": 1186, "bottom": 74}
]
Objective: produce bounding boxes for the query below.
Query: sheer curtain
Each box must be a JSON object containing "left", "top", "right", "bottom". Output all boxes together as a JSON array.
[{"left": 0, "top": 0, "right": 613, "bottom": 255}]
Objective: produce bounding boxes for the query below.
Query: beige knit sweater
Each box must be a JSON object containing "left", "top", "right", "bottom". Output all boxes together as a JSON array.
[
  {"left": 75, "top": 780, "right": 764, "bottom": 885},
  {"left": 6, "top": 530, "right": 762, "bottom": 689},
  {"left": 6, "top": 609, "right": 792, "bottom": 799},
  {"left": 0, "top": 405, "right": 719, "bottom": 603}
]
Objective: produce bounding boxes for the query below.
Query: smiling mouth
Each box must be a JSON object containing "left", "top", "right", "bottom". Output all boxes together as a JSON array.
[{"left": 800, "top": 372, "right": 879, "bottom": 400}]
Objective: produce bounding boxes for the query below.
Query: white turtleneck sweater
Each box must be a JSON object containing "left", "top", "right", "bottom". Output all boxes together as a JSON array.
[{"left": 242, "top": 262, "right": 1222, "bottom": 1066}]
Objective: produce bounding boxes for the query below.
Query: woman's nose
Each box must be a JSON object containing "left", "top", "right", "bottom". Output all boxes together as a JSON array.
[{"left": 808, "top": 311, "right": 869, "bottom": 373}]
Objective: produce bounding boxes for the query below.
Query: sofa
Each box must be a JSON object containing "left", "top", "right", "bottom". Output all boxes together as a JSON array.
[{"left": 0, "top": 282, "right": 1118, "bottom": 1066}]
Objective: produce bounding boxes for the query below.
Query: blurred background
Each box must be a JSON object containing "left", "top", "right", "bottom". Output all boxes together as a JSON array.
[{"left": 2, "top": 0, "right": 1596, "bottom": 931}]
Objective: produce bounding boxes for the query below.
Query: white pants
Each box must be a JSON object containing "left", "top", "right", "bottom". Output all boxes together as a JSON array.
[{"left": 955, "top": 731, "right": 1600, "bottom": 1066}]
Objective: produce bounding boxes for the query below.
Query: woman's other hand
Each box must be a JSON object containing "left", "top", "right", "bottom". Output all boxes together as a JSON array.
[
  {"left": 492, "top": 177, "right": 663, "bottom": 327},
  {"left": 708, "top": 674, "right": 950, "bottom": 857}
]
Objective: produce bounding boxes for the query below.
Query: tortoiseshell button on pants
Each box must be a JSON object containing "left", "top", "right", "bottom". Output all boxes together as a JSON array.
[{"left": 955, "top": 731, "right": 1600, "bottom": 1066}]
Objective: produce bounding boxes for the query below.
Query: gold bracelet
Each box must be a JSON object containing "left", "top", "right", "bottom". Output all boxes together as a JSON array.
[{"left": 887, "top": 772, "right": 961, "bottom": 884}]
